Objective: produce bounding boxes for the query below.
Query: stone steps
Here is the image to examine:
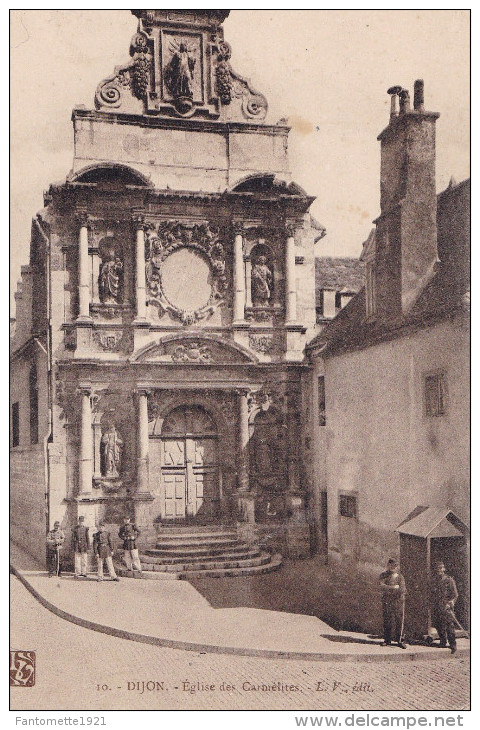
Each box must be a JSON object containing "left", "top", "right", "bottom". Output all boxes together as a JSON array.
[
  {"left": 118, "top": 524, "right": 282, "bottom": 579},
  {"left": 116, "top": 553, "right": 282, "bottom": 580},
  {"left": 148, "top": 544, "right": 252, "bottom": 558},
  {"left": 141, "top": 552, "right": 272, "bottom": 573},
  {"left": 143, "top": 547, "right": 261, "bottom": 565}
]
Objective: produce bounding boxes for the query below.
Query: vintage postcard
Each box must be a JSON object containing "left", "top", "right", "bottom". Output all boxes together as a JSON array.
[{"left": 10, "top": 9, "right": 470, "bottom": 717}]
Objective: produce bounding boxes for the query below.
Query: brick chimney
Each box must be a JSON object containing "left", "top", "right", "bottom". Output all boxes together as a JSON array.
[{"left": 374, "top": 80, "right": 440, "bottom": 317}]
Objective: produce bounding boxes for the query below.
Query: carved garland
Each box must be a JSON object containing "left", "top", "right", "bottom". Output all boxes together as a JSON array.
[
  {"left": 144, "top": 221, "right": 229, "bottom": 325},
  {"left": 95, "top": 32, "right": 152, "bottom": 109},
  {"left": 213, "top": 39, "right": 268, "bottom": 120}
]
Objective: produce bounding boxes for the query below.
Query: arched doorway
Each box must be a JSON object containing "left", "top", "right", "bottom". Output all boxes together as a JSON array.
[{"left": 153, "top": 405, "right": 219, "bottom": 523}]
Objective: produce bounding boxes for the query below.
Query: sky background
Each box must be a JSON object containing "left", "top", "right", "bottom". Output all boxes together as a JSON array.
[{"left": 10, "top": 9, "right": 469, "bottom": 306}]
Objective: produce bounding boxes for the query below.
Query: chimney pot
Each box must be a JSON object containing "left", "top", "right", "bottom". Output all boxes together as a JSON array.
[
  {"left": 399, "top": 89, "right": 411, "bottom": 114},
  {"left": 414, "top": 79, "right": 424, "bottom": 111},
  {"left": 387, "top": 86, "right": 402, "bottom": 121}
]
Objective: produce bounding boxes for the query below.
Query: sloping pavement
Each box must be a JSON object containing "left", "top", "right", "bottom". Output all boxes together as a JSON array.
[{"left": 10, "top": 541, "right": 469, "bottom": 662}]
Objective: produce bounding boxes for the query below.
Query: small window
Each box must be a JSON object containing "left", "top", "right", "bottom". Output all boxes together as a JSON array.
[
  {"left": 318, "top": 376, "right": 326, "bottom": 426},
  {"left": 30, "top": 366, "right": 39, "bottom": 445},
  {"left": 12, "top": 402, "right": 19, "bottom": 447},
  {"left": 425, "top": 372, "right": 447, "bottom": 417},
  {"left": 366, "top": 262, "right": 376, "bottom": 318},
  {"left": 339, "top": 494, "right": 357, "bottom": 519}
]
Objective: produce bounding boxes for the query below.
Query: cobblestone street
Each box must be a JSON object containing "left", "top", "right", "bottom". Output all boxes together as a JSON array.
[{"left": 10, "top": 576, "right": 469, "bottom": 712}]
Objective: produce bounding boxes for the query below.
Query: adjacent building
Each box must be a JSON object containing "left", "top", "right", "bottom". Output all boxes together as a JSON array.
[{"left": 307, "top": 83, "right": 470, "bottom": 570}]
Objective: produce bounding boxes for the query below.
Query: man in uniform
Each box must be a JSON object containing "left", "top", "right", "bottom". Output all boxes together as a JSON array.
[
  {"left": 92, "top": 521, "right": 119, "bottom": 582},
  {"left": 46, "top": 521, "right": 65, "bottom": 577},
  {"left": 72, "top": 515, "right": 90, "bottom": 578},
  {"left": 118, "top": 515, "right": 142, "bottom": 575},
  {"left": 379, "top": 558, "right": 407, "bottom": 648},
  {"left": 431, "top": 561, "right": 459, "bottom": 654}
]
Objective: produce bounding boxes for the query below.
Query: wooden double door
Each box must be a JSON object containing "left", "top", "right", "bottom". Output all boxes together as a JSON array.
[{"left": 151, "top": 406, "right": 219, "bottom": 522}]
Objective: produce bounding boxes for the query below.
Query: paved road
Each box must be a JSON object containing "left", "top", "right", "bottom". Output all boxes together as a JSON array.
[{"left": 10, "top": 576, "right": 469, "bottom": 712}]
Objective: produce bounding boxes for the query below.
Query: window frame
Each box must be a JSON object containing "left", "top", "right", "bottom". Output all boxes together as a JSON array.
[
  {"left": 12, "top": 402, "right": 20, "bottom": 448},
  {"left": 339, "top": 492, "right": 358, "bottom": 519},
  {"left": 424, "top": 369, "right": 448, "bottom": 418}
]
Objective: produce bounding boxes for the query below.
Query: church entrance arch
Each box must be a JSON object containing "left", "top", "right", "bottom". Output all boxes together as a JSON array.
[{"left": 151, "top": 405, "right": 219, "bottom": 523}]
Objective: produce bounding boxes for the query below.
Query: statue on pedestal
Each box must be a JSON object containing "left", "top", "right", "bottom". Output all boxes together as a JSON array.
[
  {"left": 251, "top": 255, "right": 273, "bottom": 305},
  {"left": 101, "top": 425, "right": 123, "bottom": 478},
  {"left": 99, "top": 247, "right": 123, "bottom": 304}
]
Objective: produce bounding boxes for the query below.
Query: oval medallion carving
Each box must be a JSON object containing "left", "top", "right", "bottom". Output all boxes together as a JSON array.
[{"left": 161, "top": 249, "right": 211, "bottom": 312}]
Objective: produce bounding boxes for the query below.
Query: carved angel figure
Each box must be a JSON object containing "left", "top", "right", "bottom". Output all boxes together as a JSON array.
[
  {"left": 100, "top": 425, "right": 123, "bottom": 478},
  {"left": 165, "top": 40, "right": 196, "bottom": 99},
  {"left": 251, "top": 255, "right": 273, "bottom": 305},
  {"left": 99, "top": 248, "right": 123, "bottom": 304}
]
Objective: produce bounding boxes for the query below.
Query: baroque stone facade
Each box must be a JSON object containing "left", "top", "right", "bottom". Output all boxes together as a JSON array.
[{"left": 10, "top": 10, "right": 318, "bottom": 560}]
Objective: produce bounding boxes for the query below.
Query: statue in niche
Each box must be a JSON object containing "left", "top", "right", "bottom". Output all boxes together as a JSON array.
[
  {"left": 100, "top": 425, "right": 124, "bottom": 478},
  {"left": 165, "top": 40, "right": 196, "bottom": 99},
  {"left": 255, "top": 439, "right": 273, "bottom": 473},
  {"left": 99, "top": 246, "right": 123, "bottom": 304},
  {"left": 251, "top": 255, "right": 273, "bottom": 306}
]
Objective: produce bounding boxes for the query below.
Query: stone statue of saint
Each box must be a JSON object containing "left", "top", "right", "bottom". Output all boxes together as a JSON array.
[
  {"left": 99, "top": 249, "right": 123, "bottom": 304},
  {"left": 251, "top": 255, "right": 273, "bottom": 306},
  {"left": 101, "top": 425, "right": 123, "bottom": 478},
  {"left": 165, "top": 40, "right": 196, "bottom": 99}
]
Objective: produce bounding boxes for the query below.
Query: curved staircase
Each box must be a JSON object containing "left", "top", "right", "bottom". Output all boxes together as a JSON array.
[{"left": 117, "top": 525, "right": 282, "bottom": 579}]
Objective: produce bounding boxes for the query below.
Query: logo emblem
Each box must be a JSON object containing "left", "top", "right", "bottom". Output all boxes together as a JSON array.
[{"left": 10, "top": 651, "right": 35, "bottom": 687}]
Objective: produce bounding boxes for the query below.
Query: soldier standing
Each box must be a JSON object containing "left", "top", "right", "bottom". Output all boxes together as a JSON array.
[
  {"left": 72, "top": 515, "right": 90, "bottom": 578},
  {"left": 119, "top": 516, "right": 143, "bottom": 575},
  {"left": 431, "top": 561, "right": 459, "bottom": 654},
  {"left": 46, "top": 521, "right": 65, "bottom": 577},
  {"left": 93, "top": 521, "right": 119, "bottom": 582},
  {"left": 379, "top": 558, "right": 407, "bottom": 649}
]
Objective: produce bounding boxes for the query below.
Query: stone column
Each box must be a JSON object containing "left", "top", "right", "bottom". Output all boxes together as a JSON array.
[
  {"left": 76, "top": 212, "right": 91, "bottom": 321},
  {"left": 285, "top": 223, "right": 297, "bottom": 324},
  {"left": 233, "top": 224, "right": 246, "bottom": 322},
  {"left": 237, "top": 389, "right": 250, "bottom": 492},
  {"left": 134, "top": 217, "right": 147, "bottom": 322},
  {"left": 136, "top": 388, "right": 150, "bottom": 493},
  {"left": 78, "top": 386, "right": 93, "bottom": 494},
  {"left": 245, "top": 255, "right": 252, "bottom": 308}
]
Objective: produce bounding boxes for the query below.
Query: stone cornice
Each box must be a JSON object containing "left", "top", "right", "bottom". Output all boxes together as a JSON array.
[{"left": 72, "top": 107, "right": 290, "bottom": 136}]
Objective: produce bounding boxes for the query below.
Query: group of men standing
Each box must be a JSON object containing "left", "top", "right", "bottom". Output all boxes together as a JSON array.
[
  {"left": 379, "top": 558, "right": 459, "bottom": 653},
  {"left": 46, "top": 515, "right": 143, "bottom": 582}
]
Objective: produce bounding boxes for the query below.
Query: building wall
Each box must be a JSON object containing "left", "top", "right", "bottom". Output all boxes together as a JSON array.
[
  {"left": 72, "top": 114, "right": 290, "bottom": 193},
  {"left": 321, "top": 315, "right": 469, "bottom": 568},
  {"left": 10, "top": 348, "right": 49, "bottom": 564}
]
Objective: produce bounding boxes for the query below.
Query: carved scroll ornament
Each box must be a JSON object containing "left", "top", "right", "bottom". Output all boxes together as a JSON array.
[{"left": 145, "top": 221, "right": 229, "bottom": 325}]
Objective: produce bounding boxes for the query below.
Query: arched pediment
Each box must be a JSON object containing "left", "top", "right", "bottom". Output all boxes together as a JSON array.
[
  {"left": 132, "top": 334, "right": 258, "bottom": 364},
  {"left": 230, "top": 174, "right": 309, "bottom": 197},
  {"left": 69, "top": 163, "right": 153, "bottom": 188}
]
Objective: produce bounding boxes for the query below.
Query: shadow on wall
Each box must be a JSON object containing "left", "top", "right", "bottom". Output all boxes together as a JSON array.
[{"left": 188, "top": 555, "right": 383, "bottom": 634}]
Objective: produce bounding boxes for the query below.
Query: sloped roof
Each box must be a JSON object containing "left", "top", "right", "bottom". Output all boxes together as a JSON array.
[
  {"left": 395, "top": 506, "right": 468, "bottom": 538},
  {"left": 315, "top": 257, "right": 365, "bottom": 305},
  {"left": 315, "top": 179, "right": 470, "bottom": 356}
]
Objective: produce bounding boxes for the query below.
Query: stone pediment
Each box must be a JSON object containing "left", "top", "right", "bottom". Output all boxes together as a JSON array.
[
  {"left": 94, "top": 9, "right": 267, "bottom": 123},
  {"left": 133, "top": 335, "right": 257, "bottom": 364}
]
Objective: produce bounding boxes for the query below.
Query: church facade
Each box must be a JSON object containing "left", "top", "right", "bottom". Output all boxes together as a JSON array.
[{"left": 11, "top": 10, "right": 319, "bottom": 562}]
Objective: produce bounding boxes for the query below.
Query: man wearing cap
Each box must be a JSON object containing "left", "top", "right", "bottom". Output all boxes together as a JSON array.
[
  {"left": 431, "top": 561, "right": 459, "bottom": 654},
  {"left": 72, "top": 515, "right": 90, "bottom": 578},
  {"left": 46, "top": 521, "right": 65, "bottom": 577},
  {"left": 92, "top": 521, "right": 119, "bottom": 582},
  {"left": 118, "top": 516, "right": 143, "bottom": 575},
  {"left": 379, "top": 558, "right": 407, "bottom": 649}
]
